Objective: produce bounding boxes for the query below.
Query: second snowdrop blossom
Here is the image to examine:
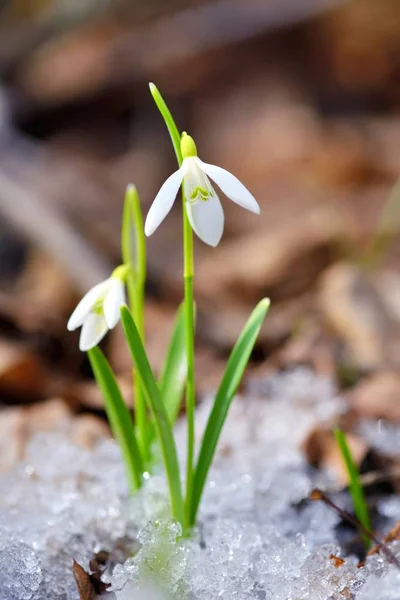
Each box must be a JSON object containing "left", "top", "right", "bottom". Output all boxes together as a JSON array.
[
  {"left": 67, "top": 266, "right": 128, "bottom": 352},
  {"left": 145, "top": 132, "right": 260, "bottom": 247}
]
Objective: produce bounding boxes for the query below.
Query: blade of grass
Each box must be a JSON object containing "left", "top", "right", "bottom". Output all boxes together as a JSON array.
[
  {"left": 334, "top": 428, "right": 371, "bottom": 548},
  {"left": 159, "top": 302, "right": 189, "bottom": 427},
  {"left": 88, "top": 347, "right": 143, "bottom": 493},
  {"left": 190, "top": 298, "right": 270, "bottom": 525},
  {"left": 120, "top": 305, "right": 185, "bottom": 531}
]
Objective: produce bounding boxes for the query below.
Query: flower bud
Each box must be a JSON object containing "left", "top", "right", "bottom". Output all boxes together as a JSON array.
[{"left": 181, "top": 132, "right": 197, "bottom": 159}]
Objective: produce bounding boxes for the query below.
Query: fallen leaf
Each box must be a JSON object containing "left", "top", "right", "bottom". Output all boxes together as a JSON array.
[
  {"left": 319, "top": 263, "right": 400, "bottom": 370},
  {"left": 72, "top": 559, "right": 93, "bottom": 600},
  {"left": 346, "top": 372, "right": 400, "bottom": 424},
  {"left": 0, "top": 340, "right": 48, "bottom": 400}
]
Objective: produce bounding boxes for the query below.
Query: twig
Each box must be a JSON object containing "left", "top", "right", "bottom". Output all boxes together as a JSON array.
[{"left": 310, "top": 489, "right": 400, "bottom": 569}]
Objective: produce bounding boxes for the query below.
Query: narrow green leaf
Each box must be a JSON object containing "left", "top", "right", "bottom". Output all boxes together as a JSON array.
[
  {"left": 87, "top": 347, "right": 143, "bottom": 493},
  {"left": 120, "top": 305, "right": 185, "bottom": 530},
  {"left": 121, "top": 184, "right": 137, "bottom": 287},
  {"left": 121, "top": 184, "right": 146, "bottom": 293},
  {"left": 149, "top": 83, "right": 183, "bottom": 167},
  {"left": 159, "top": 303, "right": 188, "bottom": 427},
  {"left": 190, "top": 298, "right": 270, "bottom": 525},
  {"left": 121, "top": 184, "right": 149, "bottom": 462},
  {"left": 334, "top": 428, "right": 371, "bottom": 548},
  {"left": 145, "top": 303, "right": 188, "bottom": 462}
]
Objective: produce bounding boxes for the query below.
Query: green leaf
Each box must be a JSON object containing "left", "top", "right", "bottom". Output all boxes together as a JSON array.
[
  {"left": 87, "top": 347, "right": 143, "bottom": 493},
  {"left": 121, "top": 184, "right": 137, "bottom": 283},
  {"left": 121, "top": 184, "right": 146, "bottom": 293},
  {"left": 334, "top": 428, "right": 371, "bottom": 548},
  {"left": 120, "top": 305, "right": 185, "bottom": 530},
  {"left": 159, "top": 302, "right": 188, "bottom": 427},
  {"left": 149, "top": 83, "right": 183, "bottom": 167},
  {"left": 121, "top": 184, "right": 149, "bottom": 463},
  {"left": 190, "top": 298, "right": 270, "bottom": 525},
  {"left": 145, "top": 303, "right": 188, "bottom": 468}
]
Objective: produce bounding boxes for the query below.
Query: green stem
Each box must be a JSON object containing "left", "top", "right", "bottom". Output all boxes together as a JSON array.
[
  {"left": 122, "top": 185, "right": 149, "bottom": 464},
  {"left": 149, "top": 83, "right": 196, "bottom": 530},
  {"left": 183, "top": 206, "right": 195, "bottom": 528}
]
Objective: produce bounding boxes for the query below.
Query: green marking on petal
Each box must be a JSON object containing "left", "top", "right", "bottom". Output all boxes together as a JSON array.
[
  {"left": 188, "top": 187, "right": 215, "bottom": 203},
  {"left": 93, "top": 301, "right": 104, "bottom": 316},
  {"left": 189, "top": 186, "right": 210, "bottom": 202}
]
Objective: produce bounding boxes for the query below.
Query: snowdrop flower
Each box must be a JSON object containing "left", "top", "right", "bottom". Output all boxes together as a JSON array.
[
  {"left": 67, "top": 266, "right": 128, "bottom": 351},
  {"left": 145, "top": 133, "right": 260, "bottom": 246}
]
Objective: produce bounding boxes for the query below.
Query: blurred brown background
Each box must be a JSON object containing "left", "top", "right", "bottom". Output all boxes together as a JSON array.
[{"left": 0, "top": 0, "right": 400, "bottom": 467}]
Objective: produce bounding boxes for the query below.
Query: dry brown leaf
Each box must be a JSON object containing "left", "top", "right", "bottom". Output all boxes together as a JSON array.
[
  {"left": 195, "top": 205, "right": 341, "bottom": 306},
  {"left": 0, "top": 340, "right": 48, "bottom": 399},
  {"left": 319, "top": 263, "right": 400, "bottom": 371},
  {"left": 275, "top": 321, "right": 336, "bottom": 376},
  {"left": 14, "top": 250, "right": 76, "bottom": 333},
  {"left": 72, "top": 560, "right": 93, "bottom": 600},
  {"left": 346, "top": 372, "right": 400, "bottom": 424}
]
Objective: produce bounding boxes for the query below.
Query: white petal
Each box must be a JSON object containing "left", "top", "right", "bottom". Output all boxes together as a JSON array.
[
  {"left": 79, "top": 312, "right": 109, "bottom": 351},
  {"left": 67, "top": 280, "right": 111, "bottom": 331},
  {"left": 186, "top": 194, "right": 224, "bottom": 247},
  {"left": 103, "top": 278, "right": 125, "bottom": 329},
  {"left": 144, "top": 167, "right": 184, "bottom": 236},
  {"left": 196, "top": 158, "right": 260, "bottom": 214}
]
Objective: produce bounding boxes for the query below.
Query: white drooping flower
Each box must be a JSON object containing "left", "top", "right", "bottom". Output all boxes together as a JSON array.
[
  {"left": 145, "top": 133, "right": 260, "bottom": 247},
  {"left": 67, "top": 267, "right": 127, "bottom": 351}
]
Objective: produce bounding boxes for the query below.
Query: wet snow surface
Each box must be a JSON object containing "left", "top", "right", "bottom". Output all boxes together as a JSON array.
[{"left": 0, "top": 369, "right": 399, "bottom": 599}]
